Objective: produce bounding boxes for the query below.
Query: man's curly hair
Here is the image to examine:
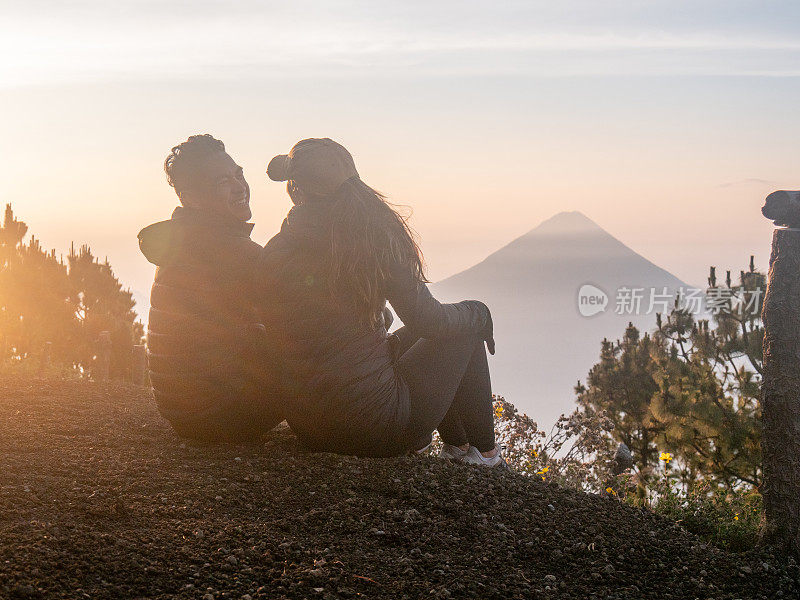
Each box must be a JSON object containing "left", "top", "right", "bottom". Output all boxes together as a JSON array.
[{"left": 164, "top": 134, "right": 225, "bottom": 196}]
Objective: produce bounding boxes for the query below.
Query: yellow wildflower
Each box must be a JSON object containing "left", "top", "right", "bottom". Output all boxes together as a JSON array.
[
  {"left": 605, "top": 487, "right": 617, "bottom": 496},
  {"left": 734, "top": 514, "right": 739, "bottom": 521},
  {"left": 659, "top": 452, "right": 673, "bottom": 464}
]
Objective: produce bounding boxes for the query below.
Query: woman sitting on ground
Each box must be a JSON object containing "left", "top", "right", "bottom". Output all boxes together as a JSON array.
[{"left": 259, "top": 138, "right": 505, "bottom": 467}]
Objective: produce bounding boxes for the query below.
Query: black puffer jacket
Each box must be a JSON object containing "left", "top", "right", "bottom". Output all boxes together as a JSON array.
[
  {"left": 138, "top": 207, "right": 281, "bottom": 441},
  {"left": 258, "top": 200, "right": 492, "bottom": 456}
]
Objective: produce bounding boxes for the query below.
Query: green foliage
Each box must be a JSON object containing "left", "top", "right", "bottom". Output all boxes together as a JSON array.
[
  {"left": 634, "top": 480, "right": 763, "bottom": 552},
  {"left": 0, "top": 204, "right": 143, "bottom": 378},
  {"left": 576, "top": 258, "right": 764, "bottom": 494}
]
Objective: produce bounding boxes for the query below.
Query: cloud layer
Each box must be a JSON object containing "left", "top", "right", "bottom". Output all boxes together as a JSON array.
[{"left": 3, "top": 0, "right": 800, "bottom": 87}]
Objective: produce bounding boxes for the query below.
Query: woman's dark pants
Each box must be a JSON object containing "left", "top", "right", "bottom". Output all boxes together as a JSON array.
[{"left": 393, "top": 326, "right": 496, "bottom": 453}]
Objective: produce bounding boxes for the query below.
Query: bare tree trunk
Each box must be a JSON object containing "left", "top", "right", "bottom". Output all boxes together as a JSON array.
[
  {"left": 38, "top": 341, "right": 51, "bottom": 377},
  {"left": 96, "top": 331, "right": 111, "bottom": 382},
  {"left": 761, "top": 191, "right": 800, "bottom": 555},
  {"left": 131, "top": 344, "right": 146, "bottom": 386}
]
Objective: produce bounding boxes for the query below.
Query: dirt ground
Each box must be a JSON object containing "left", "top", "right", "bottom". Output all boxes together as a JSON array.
[{"left": 1, "top": 376, "right": 798, "bottom": 599}]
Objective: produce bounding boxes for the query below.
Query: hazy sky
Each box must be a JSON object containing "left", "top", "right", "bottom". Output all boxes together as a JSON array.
[{"left": 1, "top": 0, "right": 798, "bottom": 306}]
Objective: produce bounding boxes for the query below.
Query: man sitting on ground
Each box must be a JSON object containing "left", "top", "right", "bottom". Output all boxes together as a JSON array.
[{"left": 138, "top": 134, "right": 282, "bottom": 442}]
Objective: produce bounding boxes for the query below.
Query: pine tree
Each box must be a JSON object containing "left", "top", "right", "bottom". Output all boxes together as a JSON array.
[
  {"left": 0, "top": 205, "right": 72, "bottom": 364},
  {"left": 576, "top": 258, "right": 764, "bottom": 494},
  {"left": 575, "top": 324, "right": 663, "bottom": 495},
  {"left": 653, "top": 303, "right": 760, "bottom": 490},
  {"left": 0, "top": 204, "right": 27, "bottom": 359},
  {"left": 67, "top": 244, "right": 143, "bottom": 378},
  {"left": 0, "top": 204, "right": 142, "bottom": 377}
]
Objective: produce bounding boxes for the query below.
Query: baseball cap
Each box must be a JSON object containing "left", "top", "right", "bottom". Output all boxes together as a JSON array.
[{"left": 267, "top": 138, "right": 359, "bottom": 197}]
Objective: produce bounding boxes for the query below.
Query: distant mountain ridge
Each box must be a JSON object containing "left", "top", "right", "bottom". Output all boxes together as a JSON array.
[{"left": 432, "top": 211, "right": 688, "bottom": 427}]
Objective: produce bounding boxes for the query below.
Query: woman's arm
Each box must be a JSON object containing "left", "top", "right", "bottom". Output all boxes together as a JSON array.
[{"left": 385, "top": 261, "right": 495, "bottom": 353}]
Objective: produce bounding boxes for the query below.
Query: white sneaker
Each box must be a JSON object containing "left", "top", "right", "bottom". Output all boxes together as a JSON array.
[
  {"left": 463, "top": 445, "right": 508, "bottom": 469},
  {"left": 438, "top": 443, "right": 469, "bottom": 462}
]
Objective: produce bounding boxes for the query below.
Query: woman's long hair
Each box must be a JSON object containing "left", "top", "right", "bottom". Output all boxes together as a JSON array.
[{"left": 294, "top": 178, "right": 427, "bottom": 328}]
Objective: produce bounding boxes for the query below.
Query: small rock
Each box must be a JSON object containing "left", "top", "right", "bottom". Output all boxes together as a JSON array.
[
  {"left": 12, "top": 584, "right": 35, "bottom": 597},
  {"left": 547, "top": 504, "right": 555, "bottom": 512},
  {"left": 403, "top": 509, "right": 420, "bottom": 522}
]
